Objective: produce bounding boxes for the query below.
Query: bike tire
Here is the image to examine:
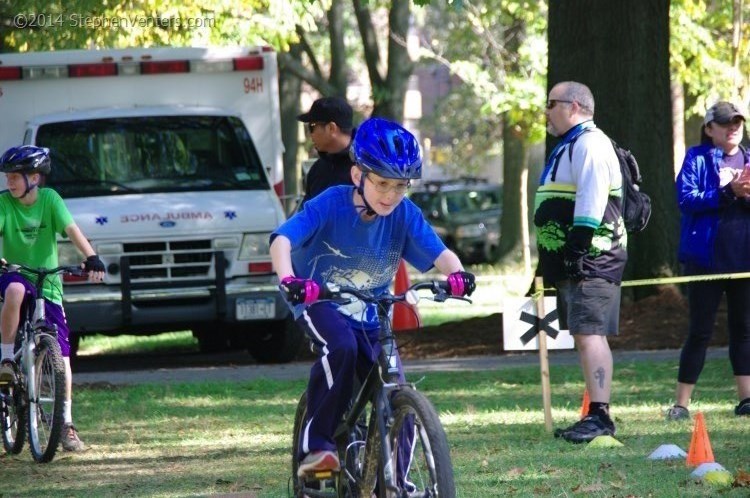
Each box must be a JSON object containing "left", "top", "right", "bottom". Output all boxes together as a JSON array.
[
  {"left": 381, "top": 388, "right": 456, "bottom": 498},
  {"left": 27, "top": 335, "right": 66, "bottom": 463},
  {"left": 291, "top": 391, "right": 307, "bottom": 492},
  {"left": 1, "top": 379, "right": 26, "bottom": 454}
]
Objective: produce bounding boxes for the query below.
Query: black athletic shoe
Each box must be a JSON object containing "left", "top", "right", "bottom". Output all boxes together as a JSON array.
[
  {"left": 556, "top": 415, "right": 615, "bottom": 444},
  {"left": 735, "top": 400, "right": 750, "bottom": 416}
]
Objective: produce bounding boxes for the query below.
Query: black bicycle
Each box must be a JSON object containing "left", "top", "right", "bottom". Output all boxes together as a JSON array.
[
  {"left": 291, "top": 280, "right": 469, "bottom": 497},
  {"left": 0, "top": 264, "right": 84, "bottom": 463}
]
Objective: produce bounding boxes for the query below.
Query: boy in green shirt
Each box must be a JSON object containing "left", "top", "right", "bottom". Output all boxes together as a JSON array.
[{"left": 0, "top": 146, "right": 105, "bottom": 452}]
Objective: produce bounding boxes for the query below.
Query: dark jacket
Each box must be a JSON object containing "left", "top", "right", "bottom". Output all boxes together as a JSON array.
[{"left": 299, "top": 147, "right": 354, "bottom": 210}]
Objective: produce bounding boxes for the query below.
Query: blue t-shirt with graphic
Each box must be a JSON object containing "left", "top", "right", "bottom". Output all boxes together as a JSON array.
[{"left": 272, "top": 185, "right": 446, "bottom": 328}]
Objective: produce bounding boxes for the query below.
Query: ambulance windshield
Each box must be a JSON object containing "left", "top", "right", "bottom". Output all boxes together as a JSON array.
[{"left": 37, "top": 115, "right": 270, "bottom": 198}]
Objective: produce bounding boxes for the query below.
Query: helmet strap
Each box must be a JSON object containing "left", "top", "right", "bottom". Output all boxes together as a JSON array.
[
  {"left": 20, "top": 174, "right": 39, "bottom": 198},
  {"left": 356, "top": 176, "right": 377, "bottom": 217}
]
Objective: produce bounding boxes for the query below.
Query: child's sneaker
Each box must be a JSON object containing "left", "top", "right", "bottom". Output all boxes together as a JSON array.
[
  {"left": 666, "top": 404, "right": 690, "bottom": 421},
  {"left": 297, "top": 450, "right": 340, "bottom": 477},
  {"left": 62, "top": 423, "right": 86, "bottom": 452},
  {"left": 0, "top": 359, "right": 17, "bottom": 385}
]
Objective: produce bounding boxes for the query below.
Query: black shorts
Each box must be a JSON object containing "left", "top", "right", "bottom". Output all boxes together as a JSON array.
[{"left": 556, "top": 278, "right": 621, "bottom": 335}]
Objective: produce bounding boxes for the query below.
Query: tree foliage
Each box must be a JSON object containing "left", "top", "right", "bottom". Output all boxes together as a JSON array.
[
  {"left": 671, "top": 0, "right": 750, "bottom": 116},
  {"left": 1, "top": 0, "right": 304, "bottom": 51},
  {"left": 419, "top": 0, "right": 547, "bottom": 164}
]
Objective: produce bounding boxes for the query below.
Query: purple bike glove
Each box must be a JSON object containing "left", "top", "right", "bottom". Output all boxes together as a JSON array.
[
  {"left": 447, "top": 271, "right": 476, "bottom": 297},
  {"left": 280, "top": 276, "right": 321, "bottom": 305}
]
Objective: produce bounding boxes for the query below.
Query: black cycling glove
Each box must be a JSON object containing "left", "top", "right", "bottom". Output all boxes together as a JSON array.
[
  {"left": 83, "top": 255, "right": 106, "bottom": 273},
  {"left": 563, "top": 226, "right": 594, "bottom": 281}
]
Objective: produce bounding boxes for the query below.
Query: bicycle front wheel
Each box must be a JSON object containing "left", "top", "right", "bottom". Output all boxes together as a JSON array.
[
  {"left": 1, "top": 378, "right": 26, "bottom": 454},
  {"left": 28, "top": 335, "right": 66, "bottom": 463},
  {"left": 384, "top": 388, "right": 455, "bottom": 498}
]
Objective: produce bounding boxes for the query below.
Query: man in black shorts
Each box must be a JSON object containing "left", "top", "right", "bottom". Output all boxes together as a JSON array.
[{"left": 534, "top": 81, "right": 627, "bottom": 443}]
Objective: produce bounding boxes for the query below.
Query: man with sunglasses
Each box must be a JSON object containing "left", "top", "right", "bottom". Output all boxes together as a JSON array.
[
  {"left": 534, "top": 81, "right": 626, "bottom": 443},
  {"left": 297, "top": 96, "right": 356, "bottom": 209}
]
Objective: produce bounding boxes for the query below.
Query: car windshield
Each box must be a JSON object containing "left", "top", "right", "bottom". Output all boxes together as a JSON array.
[{"left": 36, "top": 115, "right": 269, "bottom": 198}]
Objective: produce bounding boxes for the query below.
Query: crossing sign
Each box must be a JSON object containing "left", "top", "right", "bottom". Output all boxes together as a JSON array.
[{"left": 502, "top": 297, "right": 574, "bottom": 351}]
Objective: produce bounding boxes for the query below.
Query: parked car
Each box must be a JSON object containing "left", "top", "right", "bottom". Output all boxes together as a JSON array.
[{"left": 409, "top": 178, "right": 502, "bottom": 263}]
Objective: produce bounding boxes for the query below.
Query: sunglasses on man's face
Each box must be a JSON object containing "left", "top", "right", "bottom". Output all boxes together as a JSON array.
[
  {"left": 307, "top": 122, "right": 327, "bottom": 133},
  {"left": 546, "top": 99, "right": 574, "bottom": 110}
]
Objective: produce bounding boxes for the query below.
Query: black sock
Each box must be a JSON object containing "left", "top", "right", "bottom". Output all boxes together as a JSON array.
[{"left": 588, "top": 402, "right": 611, "bottom": 421}]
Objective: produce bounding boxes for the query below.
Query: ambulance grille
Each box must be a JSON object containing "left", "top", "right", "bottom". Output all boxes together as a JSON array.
[{"left": 122, "top": 240, "right": 214, "bottom": 281}]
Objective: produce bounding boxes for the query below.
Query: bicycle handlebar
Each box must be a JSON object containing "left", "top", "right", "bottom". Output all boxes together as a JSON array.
[
  {"left": 319, "top": 280, "right": 472, "bottom": 306},
  {"left": 2, "top": 263, "right": 86, "bottom": 280}
]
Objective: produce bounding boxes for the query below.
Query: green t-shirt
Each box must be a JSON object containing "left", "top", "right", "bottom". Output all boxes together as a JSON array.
[{"left": 0, "top": 188, "right": 74, "bottom": 303}]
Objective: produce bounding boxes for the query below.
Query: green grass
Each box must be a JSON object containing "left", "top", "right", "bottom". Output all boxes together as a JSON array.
[{"left": 2, "top": 358, "right": 748, "bottom": 497}]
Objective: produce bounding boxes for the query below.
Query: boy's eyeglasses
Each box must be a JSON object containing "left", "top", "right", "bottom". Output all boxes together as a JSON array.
[
  {"left": 365, "top": 174, "right": 410, "bottom": 194},
  {"left": 546, "top": 99, "right": 574, "bottom": 109}
]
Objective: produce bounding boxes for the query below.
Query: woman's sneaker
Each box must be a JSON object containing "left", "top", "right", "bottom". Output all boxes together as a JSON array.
[
  {"left": 62, "top": 423, "right": 86, "bottom": 452},
  {"left": 665, "top": 405, "right": 690, "bottom": 421}
]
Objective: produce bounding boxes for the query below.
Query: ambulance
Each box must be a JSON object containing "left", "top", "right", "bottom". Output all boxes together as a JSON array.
[{"left": 0, "top": 46, "right": 301, "bottom": 363}]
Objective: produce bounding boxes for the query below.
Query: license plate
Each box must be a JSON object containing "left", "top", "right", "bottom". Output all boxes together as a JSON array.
[{"left": 236, "top": 298, "right": 275, "bottom": 320}]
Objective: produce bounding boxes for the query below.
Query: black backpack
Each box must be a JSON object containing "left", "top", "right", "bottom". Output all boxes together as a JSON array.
[{"left": 559, "top": 130, "right": 652, "bottom": 233}]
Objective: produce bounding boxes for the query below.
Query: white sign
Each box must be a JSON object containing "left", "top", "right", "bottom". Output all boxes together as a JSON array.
[{"left": 502, "top": 297, "right": 574, "bottom": 351}]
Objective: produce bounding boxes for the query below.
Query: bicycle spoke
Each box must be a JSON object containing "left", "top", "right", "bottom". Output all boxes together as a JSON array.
[{"left": 28, "top": 336, "right": 66, "bottom": 463}]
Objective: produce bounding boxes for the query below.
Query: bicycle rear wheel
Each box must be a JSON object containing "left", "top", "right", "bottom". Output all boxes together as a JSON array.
[
  {"left": 27, "top": 335, "right": 66, "bottom": 463},
  {"left": 383, "top": 388, "right": 455, "bottom": 497},
  {"left": 1, "top": 379, "right": 26, "bottom": 454}
]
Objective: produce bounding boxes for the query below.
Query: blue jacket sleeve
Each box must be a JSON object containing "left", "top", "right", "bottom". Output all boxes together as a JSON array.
[{"left": 676, "top": 147, "right": 721, "bottom": 215}]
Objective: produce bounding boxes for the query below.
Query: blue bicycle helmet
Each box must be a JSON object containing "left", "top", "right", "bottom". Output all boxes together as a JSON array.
[
  {"left": 350, "top": 118, "right": 422, "bottom": 180},
  {"left": 0, "top": 145, "right": 51, "bottom": 175}
]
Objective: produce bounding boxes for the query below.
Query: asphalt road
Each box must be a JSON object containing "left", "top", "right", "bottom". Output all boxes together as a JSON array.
[{"left": 72, "top": 347, "right": 729, "bottom": 386}]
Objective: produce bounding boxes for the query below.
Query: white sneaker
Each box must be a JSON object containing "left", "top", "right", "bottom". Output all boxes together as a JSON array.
[{"left": 297, "top": 450, "right": 340, "bottom": 477}]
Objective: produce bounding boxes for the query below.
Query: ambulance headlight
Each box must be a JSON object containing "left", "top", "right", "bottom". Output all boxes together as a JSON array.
[{"left": 238, "top": 233, "right": 270, "bottom": 260}]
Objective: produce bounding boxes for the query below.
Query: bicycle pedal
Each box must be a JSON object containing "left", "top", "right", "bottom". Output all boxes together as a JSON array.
[
  {"left": 300, "top": 476, "right": 337, "bottom": 498},
  {"left": 310, "top": 469, "right": 335, "bottom": 480}
]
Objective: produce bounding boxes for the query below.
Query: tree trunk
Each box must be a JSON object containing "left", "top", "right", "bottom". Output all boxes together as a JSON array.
[
  {"left": 671, "top": 80, "right": 685, "bottom": 179},
  {"left": 497, "top": 120, "right": 529, "bottom": 264},
  {"left": 548, "top": 0, "right": 677, "bottom": 295},
  {"left": 355, "top": 0, "right": 412, "bottom": 120},
  {"left": 328, "top": 0, "right": 349, "bottom": 96},
  {"left": 279, "top": 44, "right": 304, "bottom": 214}
]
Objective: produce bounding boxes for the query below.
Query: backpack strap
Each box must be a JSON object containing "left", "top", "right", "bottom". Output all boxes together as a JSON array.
[{"left": 550, "top": 127, "right": 597, "bottom": 182}]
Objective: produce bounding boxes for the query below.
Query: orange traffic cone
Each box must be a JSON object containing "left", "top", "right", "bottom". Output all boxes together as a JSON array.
[
  {"left": 392, "top": 260, "right": 421, "bottom": 332},
  {"left": 686, "top": 412, "right": 715, "bottom": 467},
  {"left": 579, "top": 389, "right": 591, "bottom": 419}
]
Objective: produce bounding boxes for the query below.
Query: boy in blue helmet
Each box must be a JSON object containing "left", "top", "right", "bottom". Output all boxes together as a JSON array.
[
  {"left": 0, "top": 145, "right": 106, "bottom": 452},
  {"left": 270, "top": 117, "right": 475, "bottom": 476}
]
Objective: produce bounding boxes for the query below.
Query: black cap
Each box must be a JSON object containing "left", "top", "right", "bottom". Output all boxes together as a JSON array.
[
  {"left": 703, "top": 101, "right": 746, "bottom": 125},
  {"left": 297, "top": 96, "right": 353, "bottom": 129}
]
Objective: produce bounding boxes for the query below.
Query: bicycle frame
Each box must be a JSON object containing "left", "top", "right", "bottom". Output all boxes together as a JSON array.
[
  {"left": 293, "top": 280, "right": 467, "bottom": 497},
  {"left": 335, "top": 304, "right": 402, "bottom": 492}
]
